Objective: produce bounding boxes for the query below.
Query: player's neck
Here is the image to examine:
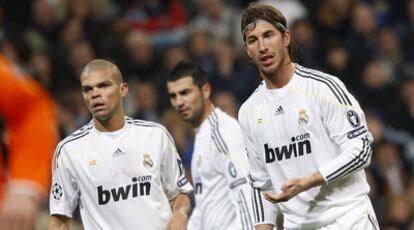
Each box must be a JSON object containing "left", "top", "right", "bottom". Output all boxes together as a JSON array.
[
  {"left": 264, "top": 62, "right": 295, "bottom": 90},
  {"left": 193, "top": 101, "right": 214, "bottom": 129},
  {"left": 93, "top": 110, "right": 126, "bottom": 132}
]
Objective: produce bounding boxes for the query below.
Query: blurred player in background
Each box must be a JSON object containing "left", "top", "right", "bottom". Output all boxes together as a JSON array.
[
  {"left": 167, "top": 61, "right": 275, "bottom": 229},
  {"left": 0, "top": 53, "right": 59, "bottom": 230},
  {"left": 238, "top": 3, "right": 379, "bottom": 229},
  {"left": 49, "top": 59, "right": 192, "bottom": 229}
]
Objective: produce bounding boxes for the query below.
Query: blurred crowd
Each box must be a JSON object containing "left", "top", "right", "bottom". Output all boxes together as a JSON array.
[{"left": 0, "top": 0, "right": 413, "bottom": 228}]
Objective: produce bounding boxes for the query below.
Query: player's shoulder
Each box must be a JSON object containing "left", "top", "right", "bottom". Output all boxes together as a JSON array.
[
  {"left": 57, "top": 122, "right": 93, "bottom": 149},
  {"left": 294, "top": 64, "right": 352, "bottom": 106},
  {"left": 126, "top": 117, "right": 174, "bottom": 141},
  {"left": 239, "top": 81, "right": 264, "bottom": 115},
  {"left": 212, "top": 109, "right": 241, "bottom": 132},
  {"left": 126, "top": 117, "right": 167, "bottom": 133}
]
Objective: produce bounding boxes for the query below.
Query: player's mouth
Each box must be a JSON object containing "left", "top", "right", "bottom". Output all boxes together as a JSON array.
[
  {"left": 178, "top": 108, "right": 190, "bottom": 116},
  {"left": 91, "top": 102, "right": 106, "bottom": 111},
  {"left": 260, "top": 54, "right": 274, "bottom": 66}
]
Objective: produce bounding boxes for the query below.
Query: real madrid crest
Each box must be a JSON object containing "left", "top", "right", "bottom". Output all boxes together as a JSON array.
[
  {"left": 143, "top": 152, "right": 154, "bottom": 168},
  {"left": 298, "top": 109, "right": 309, "bottom": 126}
]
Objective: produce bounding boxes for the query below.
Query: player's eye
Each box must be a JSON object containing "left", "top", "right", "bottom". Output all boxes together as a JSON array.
[{"left": 82, "top": 86, "right": 92, "bottom": 93}]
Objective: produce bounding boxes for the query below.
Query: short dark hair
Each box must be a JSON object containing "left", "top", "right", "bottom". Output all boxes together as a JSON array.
[
  {"left": 241, "top": 3, "right": 288, "bottom": 42},
  {"left": 241, "top": 3, "right": 293, "bottom": 57},
  {"left": 167, "top": 60, "right": 209, "bottom": 88}
]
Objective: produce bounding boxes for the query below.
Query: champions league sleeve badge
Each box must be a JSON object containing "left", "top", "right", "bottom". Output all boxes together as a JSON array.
[
  {"left": 143, "top": 152, "right": 154, "bottom": 168},
  {"left": 346, "top": 110, "right": 361, "bottom": 127},
  {"left": 298, "top": 109, "right": 309, "bottom": 126},
  {"left": 346, "top": 110, "right": 367, "bottom": 139},
  {"left": 52, "top": 182, "right": 63, "bottom": 200}
]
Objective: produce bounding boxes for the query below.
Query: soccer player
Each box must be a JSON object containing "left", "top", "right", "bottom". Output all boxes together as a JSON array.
[
  {"left": 167, "top": 61, "right": 271, "bottom": 229},
  {"left": 238, "top": 3, "right": 379, "bottom": 229},
  {"left": 0, "top": 53, "right": 59, "bottom": 230},
  {"left": 48, "top": 59, "right": 192, "bottom": 229}
]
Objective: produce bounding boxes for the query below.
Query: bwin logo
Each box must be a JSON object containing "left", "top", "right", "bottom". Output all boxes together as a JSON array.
[
  {"left": 264, "top": 133, "right": 312, "bottom": 162},
  {"left": 97, "top": 175, "right": 152, "bottom": 205}
]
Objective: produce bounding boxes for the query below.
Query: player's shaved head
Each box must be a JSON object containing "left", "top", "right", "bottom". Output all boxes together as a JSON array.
[{"left": 81, "top": 59, "right": 123, "bottom": 84}]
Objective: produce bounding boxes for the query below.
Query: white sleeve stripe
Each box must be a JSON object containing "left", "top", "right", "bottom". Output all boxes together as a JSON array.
[
  {"left": 252, "top": 188, "right": 264, "bottom": 223},
  {"left": 211, "top": 111, "right": 229, "bottom": 152},
  {"left": 237, "top": 195, "right": 247, "bottom": 230},
  {"left": 296, "top": 66, "right": 352, "bottom": 105},
  {"left": 211, "top": 133, "right": 227, "bottom": 155},
  {"left": 295, "top": 68, "right": 352, "bottom": 106},
  {"left": 326, "top": 137, "right": 371, "bottom": 182},
  {"left": 239, "top": 190, "right": 253, "bottom": 228},
  {"left": 54, "top": 129, "right": 91, "bottom": 170},
  {"left": 128, "top": 120, "right": 175, "bottom": 145},
  {"left": 250, "top": 187, "right": 258, "bottom": 223},
  {"left": 207, "top": 114, "right": 229, "bottom": 155},
  {"left": 328, "top": 145, "right": 372, "bottom": 183}
]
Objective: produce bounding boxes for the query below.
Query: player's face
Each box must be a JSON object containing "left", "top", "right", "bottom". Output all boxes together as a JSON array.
[
  {"left": 167, "top": 76, "right": 208, "bottom": 125},
  {"left": 81, "top": 68, "right": 128, "bottom": 120},
  {"left": 244, "top": 20, "right": 291, "bottom": 77}
]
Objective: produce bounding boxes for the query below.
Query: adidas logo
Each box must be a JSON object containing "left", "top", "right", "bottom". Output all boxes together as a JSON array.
[
  {"left": 274, "top": 105, "right": 284, "bottom": 115},
  {"left": 112, "top": 148, "right": 125, "bottom": 157}
]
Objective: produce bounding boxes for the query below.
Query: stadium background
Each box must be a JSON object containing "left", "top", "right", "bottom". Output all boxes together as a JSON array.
[{"left": 0, "top": 0, "right": 413, "bottom": 229}]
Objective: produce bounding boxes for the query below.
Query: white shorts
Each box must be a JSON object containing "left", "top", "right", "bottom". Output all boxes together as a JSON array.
[{"left": 317, "top": 198, "right": 379, "bottom": 230}]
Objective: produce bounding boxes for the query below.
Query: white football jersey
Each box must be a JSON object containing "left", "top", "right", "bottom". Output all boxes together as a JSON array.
[
  {"left": 238, "top": 64, "right": 374, "bottom": 229},
  {"left": 188, "top": 108, "right": 255, "bottom": 230},
  {"left": 49, "top": 117, "right": 192, "bottom": 230}
]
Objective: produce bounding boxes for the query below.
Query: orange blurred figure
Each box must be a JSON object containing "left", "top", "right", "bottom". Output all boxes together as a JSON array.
[{"left": 0, "top": 53, "right": 59, "bottom": 230}]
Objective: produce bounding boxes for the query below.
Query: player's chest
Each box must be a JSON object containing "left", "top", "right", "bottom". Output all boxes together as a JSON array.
[
  {"left": 191, "top": 135, "right": 220, "bottom": 179},
  {"left": 259, "top": 93, "right": 320, "bottom": 141},
  {"left": 73, "top": 137, "right": 161, "bottom": 187}
]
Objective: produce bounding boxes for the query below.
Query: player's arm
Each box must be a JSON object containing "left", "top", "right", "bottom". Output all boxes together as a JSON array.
[
  {"left": 159, "top": 128, "right": 193, "bottom": 230},
  {"left": 49, "top": 146, "right": 79, "bottom": 229},
  {"left": 317, "top": 81, "right": 373, "bottom": 184},
  {"left": 187, "top": 200, "right": 201, "bottom": 230},
  {"left": 167, "top": 193, "right": 192, "bottom": 230},
  {"left": 238, "top": 108, "right": 278, "bottom": 228},
  {"left": 48, "top": 215, "right": 70, "bottom": 230},
  {"left": 264, "top": 79, "right": 372, "bottom": 203}
]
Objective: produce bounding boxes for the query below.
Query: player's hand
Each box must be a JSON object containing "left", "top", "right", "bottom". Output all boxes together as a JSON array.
[
  {"left": 0, "top": 193, "right": 40, "bottom": 230},
  {"left": 165, "top": 210, "right": 188, "bottom": 230},
  {"left": 263, "top": 178, "right": 306, "bottom": 203}
]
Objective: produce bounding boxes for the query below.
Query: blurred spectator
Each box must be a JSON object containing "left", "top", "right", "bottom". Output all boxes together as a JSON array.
[
  {"left": 187, "top": 30, "right": 215, "bottom": 77},
  {"left": 315, "top": 0, "right": 354, "bottom": 41},
  {"left": 212, "top": 90, "right": 239, "bottom": 118},
  {"left": 131, "top": 80, "right": 161, "bottom": 123},
  {"left": 322, "top": 40, "right": 356, "bottom": 89},
  {"left": 190, "top": 0, "right": 243, "bottom": 49},
  {"left": 375, "top": 26, "right": 403, "bottom": 83},
  {"left": 346, "top": 2, "right": 377, "bottom": 75},
  {"left": 29, "top": 50, "right": 54, "bottom": 90},
  {"left": 260, "top": 0, "right": 307, "bottom": 27},
  {"left": 123, "top": 30, "right": 157, "bottom": 80},
  {"left": 290, "top": 18, "right": 320, "bottom": 68},
  {"left": 372, "top": 141, "right": 409, "bottom": 196},
  {"left": 382, "top": 195, "right": 414, "bottom": 229},
  {"left": 161, "top": 109, "right": 194, "bottom": 178},
  {"left": 210, "top": 38, "right": 259, "bottom": 103},
  {"left": 124, "top": 0, "right": 188, "bottom": 48},
  {"left": 358, "top": 60, "right": 398, "bottom": 120}
]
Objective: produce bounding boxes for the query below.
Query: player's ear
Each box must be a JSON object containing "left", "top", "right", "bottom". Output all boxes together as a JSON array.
[
  {"left": 283, "top": 30, "right": 291, "bottom": 48},
  {"left": 120, "top": 82, "right": 128, "bottom": 97},
  {"left": 201, "top": 83, "right": 211, "bottom": 100}
]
